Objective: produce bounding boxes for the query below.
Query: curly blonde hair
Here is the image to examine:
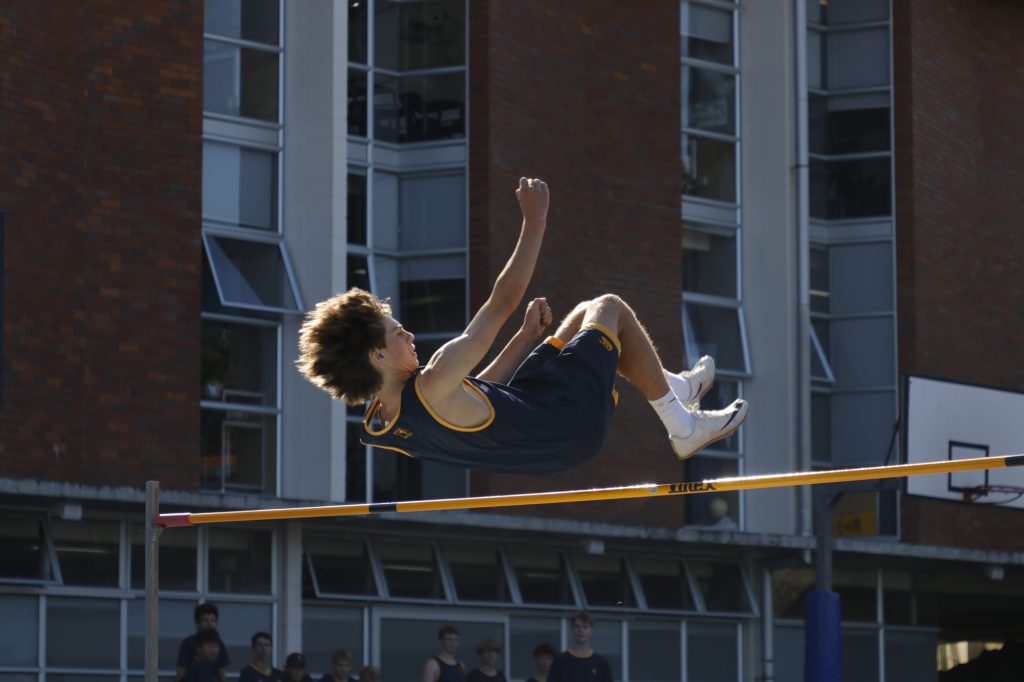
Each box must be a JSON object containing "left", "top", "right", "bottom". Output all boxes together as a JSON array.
[{"left": 296, "top": 288, "right": 391, "bottom": 405}]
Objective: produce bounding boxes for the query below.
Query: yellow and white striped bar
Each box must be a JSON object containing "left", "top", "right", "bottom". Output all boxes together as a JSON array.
[{"left": 155, "top": 454, "right": 1024, "bottom": 527}]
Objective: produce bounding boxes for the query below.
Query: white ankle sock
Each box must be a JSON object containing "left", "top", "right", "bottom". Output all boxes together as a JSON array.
[
  {"left": 648, "top": 390, "right": 694, "bottom": 439},
  {"left": 663, "top": 368, "right": 694, "bottom": 402}
]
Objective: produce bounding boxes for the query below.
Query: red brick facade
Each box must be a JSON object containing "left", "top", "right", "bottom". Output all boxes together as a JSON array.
[
  {"left": 894, "top": 0, "right": 1024, "bottom": 546},
  {"left": 0, "top": 1, "right": 203, "bottom": 489},
  {"left": 468, "top": 2, "right": 688, "bottom": 525}
]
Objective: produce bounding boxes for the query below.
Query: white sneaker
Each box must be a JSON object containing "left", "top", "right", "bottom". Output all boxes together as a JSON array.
[
  {"left": 677, "top": 355, "right": 716, "bottom": 409},
  {"left": 669, "top": 399, "right": 749, "bottom": 460}
]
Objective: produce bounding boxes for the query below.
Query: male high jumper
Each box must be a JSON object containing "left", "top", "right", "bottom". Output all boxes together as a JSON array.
[{"left": 297, "top": 178, "right": 747, "bottom": 474}]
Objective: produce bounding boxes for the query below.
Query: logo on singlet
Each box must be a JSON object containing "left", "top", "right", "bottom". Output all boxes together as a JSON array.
[
  {"left": 394, "top": 427, "right": 414, "bottom": 439},
  {"left": 598, "top": 336, "right": 613, "bottom": 352}
]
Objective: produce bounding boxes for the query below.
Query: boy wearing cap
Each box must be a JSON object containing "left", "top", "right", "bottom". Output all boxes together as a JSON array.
[
  {"left": 464, "top": 637, "right": 507, "bottom": 682},
  {"left": 285, "top": 653, "right": 314, "bottom": 682}
]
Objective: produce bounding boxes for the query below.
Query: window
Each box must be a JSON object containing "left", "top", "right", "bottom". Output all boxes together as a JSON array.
[
  {"left": 633, "top": 557, "right": 697, "bottom": 611},
  {"left": 46, "top": 598, "right": 120, "bottom": 668},
  {"left": 687, "top": 622, "right": 739, "bottom": 681},
  {"left": 377, "top": 541, "right": 444, "bottom": 600},
  {"left": 507, "top": 550, "right": 575, "bottom": 606},
  {"left": 574, "top": 555, "right": 636, "bottom": 608},
  {"left": 202, "top": 0, "right": 285, "bottom": 497},
  {"left": 444, "top": 546, "right": 512, "bottom": 603},
  {"left": 0, "top": 595, "right": 39, "bottom": 666},
  {"left": 690, "top": 562, "right": 752, "bottom": 613},
  {"left": 208, "top": 527, "right": 273, "bottom": 594},
  {"left": 0, "top": 517, "right": 57, "bottom": 583},
  {"left": 509, "top": 616, "right": 561, "bottom": 678},
  {"left": 130, "top": 522, "right": 197, "bottom": 591},
  {"left": 630, "top": 620, "right": 681, "bottom": 681},
  {"left": 50, "top": 520, "right": 120, "bottom": 588},
  {"left": 305, "top": 537, "right": 378, "bottom": 596},
  {"left": 303, "top": 606, "right": 365, "bottom": 674}
]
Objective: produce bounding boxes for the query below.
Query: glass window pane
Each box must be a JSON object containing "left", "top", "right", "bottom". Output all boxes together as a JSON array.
[
  {"left": 683, "top": 134, "right": 736, "bottom": 203},
  {"left": 201, "top": 320, "right": 277, "bottom": 406},
  {"left": 375, "top": 0, "right": 465, "bottom": 70},
  {"left": 774, "top": 623, "right": 804, "bottom": 681},
  {"left": 629, "top": 620, "right": 680, "bottom": 682},
  {"left": 346, "top": 421, "right": 368, "bottom": 502},
  {"left": 683, "top": 303, "right": 747, "bottom": 374},
  {"left": 831, "top": 390, "right": 896, "bottom": 466},
  {"left": 445, "top": 547, "right": 511, "bottom": 602},
  {"left": 825, "top": 0, "right": 889, "bottom": 25},
  {"left": 204, "top": 236, "right": 298, "bottom": 311},
  {"left": 374, "top": 73, "right": 465, "bottom": 143},
  {"left": 510, "top": 616, "right": 560, "bottom": 680},
  {"left": 303, "top": 605, "right": 365, "bottom": 674},
  {"left": 574, "top": 555, "right": 636, "bottom": 607},
  {"left": 810, "top": 157, "right": 891, "bottom": 220},
  {"left": 0, "top": 595, "right": 38, "bottom": 665},
  {"left": 377, "top": 541, "right": 444, "bottom": 599},
  {"left": 208, "top": 528, "right": 272, "bottom": 593},
  {"left": 810, "top": 325, "right": 833, "bottom": 383},
  {"left": 634, "top": 557, "right": 695, "bottom": 611},
  {"left": 0, "top": 518, "right": 55, "bottom": 581},
  {"left": 810, "top": 94, "right": 890, "bottom": 155},
  {"left": 830, "top": 316, "right": 894, "bottom": 388},
  {"left": 306, "top": 537, "right": 377, "bottom": 596},
  {"left": 348, "top": 69, "right": 368, "bottom": 136},
  {"left": 126, "top": 599, "right": 197, "bottom": 671},
  {"left": 591, "top": 620, "right": 623, "bottom": 679},
  {"left": 371, "top": 446, "right": 422, "bottom": 502},
  {"left": 691, "top": 562, "right": 750, "bottom": 612},
  {"left": 378, "top": 619, "right": 502, "bottom": 682},
  {"left": 399, "top": 256, "right": 466, "bottom": 334},
  {"left": 130, "top": 523, "right": 197, "bottom": 591},
  {"left": 201, "top": 409, "right": 277, "bottom": 494},
  {"left": 811, "top": 391, "right": 832, "bottom": 464},
  {"left": 683, "top": 228, "right": 737, "bottom": 298},
  {"left": 826, "top": 28, "right": 890, "bottom": 89},
  {"left": 687, "top": 622, "right": 738, "bottom": 681},
  {"left": 810, "top": 247, "right": 830, "bottom": 313},
  {"left": 807, "top": 28, "right": 823, "bottom": 90},
  {"left": 508, "top": 551, "right": 575, "bottom": 606},
  {"left": 50, "top": 519, "right": 120, "bottom": 587},
  {"left": 682, "top": 67, "right": 736, "bottom": 135},
  {"left": 348, "top": 254, "right": 370, "bottom": 292},
  {"left": 348, "top": 0, "right": 368, "bottom": 63},
  {"left": 46, "top": 597, "right": 119, "bottom": 668},
  {"left": 681, "top": 5, "right": 733, "bottom": 65},
  {"left": 217, "top": 602, "right": 272, "bottom": 667},
  {"left": 0, "top": 675, "right": 38, "bottom": 682},
  {"left": 204, "top": 40, "right": 279, "bottom": 121},
  {"left": 372, "top": 172, "right": 400, "bottom": 250},
  {"left": 400, "top": 174, "right": 465, "bottom": 250},
  {"left": 203, "top": 142, "right": 277, "bottom": 230},
  {"left": 885, "top": 630, "right": 937, "bottom": 682},
  {"left": 841, "top": 629, "right": 879, "bottom": 680},
  {"left": 883, "top": 589, "right": 913, "bottom": 626},
  {"left": 684, "top": 457, "right": 740, "bottom": 527},
  {"left": 205, "top": 0, "right": 279, "bottom": 44},
  {"left": 829, "top": 243, "right": 893, "bottom": 314},
  {"left": 47, "top": 676, "right": 119, "bottom": 682},
  {"left": 347, "top": 172, "right": 367, "bottom": 244}
]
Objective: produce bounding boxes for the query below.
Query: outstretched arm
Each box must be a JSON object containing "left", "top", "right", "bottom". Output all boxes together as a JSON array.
[
  {"left": 476, "top": 297, "right": 553, "bottom": 383},
  {"left": 420, "top": 178, "right": 549, "bottom": 396}
]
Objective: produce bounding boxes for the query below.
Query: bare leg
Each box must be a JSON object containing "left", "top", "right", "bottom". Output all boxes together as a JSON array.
[
  {"left": 552, "top": 300, "right": 590, "bottom": 345},
  {"left": 578, "top": 294, "right": 671, "bottom": 401}
]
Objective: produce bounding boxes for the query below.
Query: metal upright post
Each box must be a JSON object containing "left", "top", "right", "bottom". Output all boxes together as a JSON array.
[{"left": 145, "top": 481, "right": 162, "bottom": 682}]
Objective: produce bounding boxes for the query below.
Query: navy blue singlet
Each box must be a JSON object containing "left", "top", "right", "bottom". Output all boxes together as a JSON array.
[{"left": 360, "top": 325, "right": 620, "bottom": 475}]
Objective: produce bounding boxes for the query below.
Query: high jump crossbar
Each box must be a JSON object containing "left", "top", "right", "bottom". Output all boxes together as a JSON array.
[{"left": 155, "top": 454, "right": 1024, "bottom": 527}]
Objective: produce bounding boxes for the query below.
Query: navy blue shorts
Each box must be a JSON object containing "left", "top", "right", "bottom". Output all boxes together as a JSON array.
[{"left": 507, "top": 323, "right": 620, "bottom": 458}]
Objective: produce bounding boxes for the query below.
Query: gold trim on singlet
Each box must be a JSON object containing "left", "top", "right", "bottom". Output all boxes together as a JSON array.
[
  {"left": 360, "top": 440, "right": 415, "bottom": 459},
  {"left": 363, "top": 398, "right": 397, "bottom": 436},
  {"left": 414, "top": 375, "right": 496, "bottom": 432}
]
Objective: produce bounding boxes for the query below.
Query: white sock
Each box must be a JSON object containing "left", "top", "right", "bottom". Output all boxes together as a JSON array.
[
  {"left": 663, "top": 368, "right": 694, "bottom": 402},
  {"left": 648, "top": 390, "right": 694, "bottom": 439}
]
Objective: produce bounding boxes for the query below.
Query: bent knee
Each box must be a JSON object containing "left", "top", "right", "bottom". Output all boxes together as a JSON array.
[{"left": 591, "top": 293, "right": 625, "bottom": 310}]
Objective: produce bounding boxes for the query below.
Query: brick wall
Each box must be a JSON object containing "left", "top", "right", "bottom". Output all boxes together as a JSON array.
[
  {"left": 895, "top": 0, "right": 1024, "bottom": 545},
  {"left": 468, "top": 2, "right": 688, "bottom": 526},
  {"left": 0, "top": 1, "right": 203, "bottom": 489}
]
